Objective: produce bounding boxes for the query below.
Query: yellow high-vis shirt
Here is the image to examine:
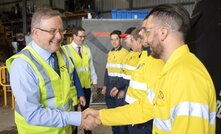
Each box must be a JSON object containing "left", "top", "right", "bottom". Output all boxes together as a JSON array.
[
  {"left": 99, "top": 45, "right": 216, "bottom": 134},
  {"left": 106, "top": 47, "right": 128, "bottom": 78},
  {"left": 125, "top": 54, "right": 164, "bottom": 104},
  {"left": 121, "top": 51, "right": 141, "bottom": 81}
]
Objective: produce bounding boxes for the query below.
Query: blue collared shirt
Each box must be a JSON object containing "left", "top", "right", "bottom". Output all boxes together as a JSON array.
[{"left": 9, "top": 41, "right": 82, "bottom": 127}]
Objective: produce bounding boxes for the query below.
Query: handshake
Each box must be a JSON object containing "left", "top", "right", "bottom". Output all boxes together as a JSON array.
[{"left": 81, "top": 108, "right": 101, "bottom": 130}]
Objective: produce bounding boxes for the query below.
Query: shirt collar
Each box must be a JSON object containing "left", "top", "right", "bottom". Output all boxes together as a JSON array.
[
  {"left": 111, "top": 46, "right": 122, "bottom": 51},
  {"left": 161, "top": 44, "right": 189, "bottom": 76},
  {"left": 29, "top": 41, "right": 51, "bottom": 61},
  {"left": 71, "top": 41, "right": 80, "bottom": 49}
]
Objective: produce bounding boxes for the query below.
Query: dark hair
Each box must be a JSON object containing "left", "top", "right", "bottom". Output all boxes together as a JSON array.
[
  {"left": 145, "top": 4, "right": 190, "bottom": 38},
  {"left": 72, "top": 26, "right": 85, "bottom": 35},
  {"left": 124, "top": 27, "right": 136, "bottom": 34},
  {"left": 131, "top": 28, "right": 141, "bottom": 40},
  {"left": 110, "top": 30, "right": 122, "bottom": 38}
]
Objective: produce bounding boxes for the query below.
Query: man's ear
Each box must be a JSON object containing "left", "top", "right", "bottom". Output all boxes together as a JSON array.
[
  {"left": 160, "top": 27, "right": 169, "bottom": 41},
  {"left": 31, "top": 28, "right": 38, "bottom": 37}
]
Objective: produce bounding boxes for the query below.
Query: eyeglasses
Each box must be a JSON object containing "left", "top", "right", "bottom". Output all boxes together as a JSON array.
[
  {"left": 140, "top": 26, "right": 158, "bottom": 34},
  {"left": 77, "top": 35, "right": 86, "bottom": 38},
  {"left": 36, "top": 28, "right": 66, "bottom": 36}
]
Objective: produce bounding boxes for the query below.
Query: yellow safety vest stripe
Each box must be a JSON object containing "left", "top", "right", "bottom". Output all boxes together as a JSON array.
[
  {"left": 6, "top": 46, "right": 73, "bottom": 134},
  {"left": 60, "top": 46, "right": 79, "bottom": 106}
]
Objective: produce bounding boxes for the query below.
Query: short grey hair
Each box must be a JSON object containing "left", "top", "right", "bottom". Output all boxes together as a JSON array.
[{"left": 31, "top": 7, "right": 63, "bottom": 30}]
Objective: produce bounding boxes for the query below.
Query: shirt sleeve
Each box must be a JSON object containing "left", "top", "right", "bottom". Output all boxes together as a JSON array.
[
  {"left": 99, "top": 97, "right": 154, "bottom": 126},
  {"left": 122, "top": 79, "right": 130, "bottom": 90},
  {"left": 87, "top": 47, "right": 97, "bottom": 85},
  {"left": 73, "top": 68, "right": 84, "bottom": 97},
  {"left": 10, "top": 58, "right": 82, "bottom": 127},
  {"left": 167, "top": 66, "right": 216, "bottom": 134},
  {"left": 115, "top": 77, "right": 125, "bottom": 90},
  {"left": 103, "top": 69, "right": 109, "bottom": 87}
]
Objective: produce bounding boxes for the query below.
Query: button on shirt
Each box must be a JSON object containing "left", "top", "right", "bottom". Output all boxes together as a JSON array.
[{"left": 9, "top": 41, "right": 81, "bottom": 127}]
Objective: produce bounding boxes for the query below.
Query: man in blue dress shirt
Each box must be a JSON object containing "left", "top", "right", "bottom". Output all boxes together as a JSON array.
[{"left": 6, "top": 8, "right": 98, "bottom": 134}]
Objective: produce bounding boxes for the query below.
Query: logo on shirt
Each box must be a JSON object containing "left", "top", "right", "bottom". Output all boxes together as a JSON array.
[
  {"left": 136, "top": 63, "right": 145, "bottom": 69},
  {"left": 158, "top": 90, "right": 164, "bottom": 100},
  {"left": 60, "top": 65, "right": 67, "bottom": 72}
]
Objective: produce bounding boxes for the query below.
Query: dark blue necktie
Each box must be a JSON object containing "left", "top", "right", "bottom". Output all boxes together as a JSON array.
[
  {"left": 77, "top": 47, "right": 82, "bottom": 58},
  {"left": 51, "top": 53, "right": 60, "bottom": 75}
]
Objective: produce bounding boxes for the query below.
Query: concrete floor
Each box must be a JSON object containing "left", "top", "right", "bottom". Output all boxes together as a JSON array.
[{"left": 0, "top": 97, "right": 112, "bottom": 134}]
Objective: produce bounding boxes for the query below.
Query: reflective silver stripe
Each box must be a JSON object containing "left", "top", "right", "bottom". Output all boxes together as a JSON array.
[
  {"left": 122, "top": 64, "right": 136, "bottom": 71},
  {"left": 59, "top": 48, "right": 70, "bottom": 71},
  {"left": 62, "top": 46, "right": 73, "bottom": 75},
  {"left": 108, "top": 72, "right": 122, "bottom": 77},
  {"left": 170, "top": 102, "right": 216, "bottom": 125},
  {"left": 129, "top": 80, "right": 147, "bottom": 91},
  {"left": 146, "top": 88, "right": 155, "bottom": 104},
  {"left": 64, "top": 45, "right": 72, "bottom": 59},
  {"left": 154, "top": 118, "right": 172, "bottom": 132},
  {"left": 121, "top": 73, "right": 131, "bottom": 80},
  {"left": 106, "top": 63, "right": 122, "bottom": 68},
  {"left": 125, "top": 94, "right": 137, "bottom": 104},
  {"left": 210, "top": 112, "right": 216, "bottom": 125},
  {"left": 153, "top": 102, "right": 215, "bottom": 131},
  {"left": 22, "top": 49, "right": 56, "bottom": 109},
  {"left": 76, "top": 67, "right": 89, "bottom": 72},
  {"left": 63, "top": 46, "right": 75, "bottom": 87}
]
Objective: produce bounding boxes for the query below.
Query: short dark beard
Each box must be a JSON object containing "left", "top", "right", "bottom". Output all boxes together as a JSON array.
[
  {"left": 150, "top": 42, "right": 162, "bottom": 59},
  {"left": 151, "top": 51, "right": 160, "bottom": 59}
]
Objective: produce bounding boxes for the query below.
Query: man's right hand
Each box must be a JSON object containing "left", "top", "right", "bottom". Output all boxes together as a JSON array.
[
  {"left": 101, "top": 86, "right": 107, "bottom": 95},
  {"left": 79, "top": 96, "right": 86, "bottom": 106},
  {"left": 81, "top": 108, "right": 101, "bottom": 130},
  {"left": 110, "top": 87, "right": 119, "bottom": 97}
]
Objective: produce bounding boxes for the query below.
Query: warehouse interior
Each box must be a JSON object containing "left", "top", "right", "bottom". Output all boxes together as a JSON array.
[{"left": 0, "top": 0, "right": 220, "bottom": 134}]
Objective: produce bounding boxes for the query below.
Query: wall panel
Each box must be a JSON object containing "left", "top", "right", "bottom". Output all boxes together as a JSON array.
[{"left": 95, "top": 0, "right": 196, "bottom": 18}]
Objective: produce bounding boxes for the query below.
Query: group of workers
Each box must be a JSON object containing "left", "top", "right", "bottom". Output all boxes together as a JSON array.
[
  {"left": 6, "top": 2, "right": 217, "bottom": 134},
  {"left": 83, "top": 3, "right": 216, "bottom": 134}
]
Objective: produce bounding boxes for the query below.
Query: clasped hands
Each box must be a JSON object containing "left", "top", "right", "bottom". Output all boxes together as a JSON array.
[{"left": 81, "top": 108, "right": 101, "bottom": 130}]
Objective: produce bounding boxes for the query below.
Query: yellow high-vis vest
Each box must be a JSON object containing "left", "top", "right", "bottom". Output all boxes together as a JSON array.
[
  {"left": 6, "top": 46, "right": 75, "bottom": 134},
  {"left": 63, "top": 44, "right": 91, "bottom": 89}
]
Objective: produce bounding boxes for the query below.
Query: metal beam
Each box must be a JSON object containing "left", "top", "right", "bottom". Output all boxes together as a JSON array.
[
  {"left": 49, "top": 0, "right": 53, "bottom": 7},
  {"left": 0, "top": 0, "right": 21, "bottom": 5},
  {"left": 99, "top": 1, "right": 195, "bottom": 14},
  {"left": 22, "top": 0, "right": 27, "bottom": 34}
]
